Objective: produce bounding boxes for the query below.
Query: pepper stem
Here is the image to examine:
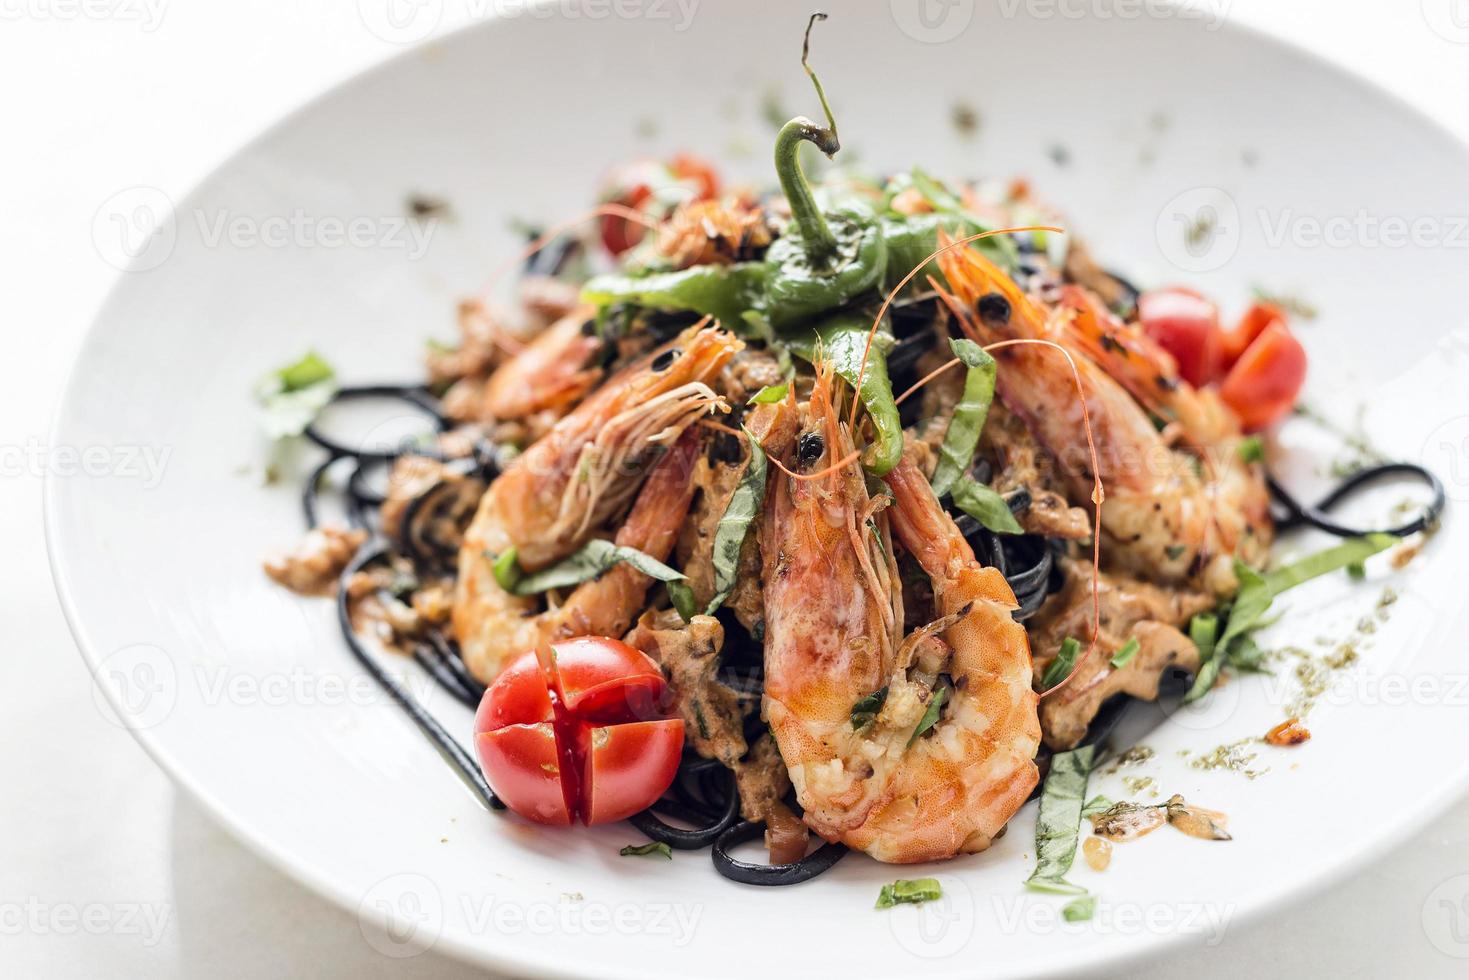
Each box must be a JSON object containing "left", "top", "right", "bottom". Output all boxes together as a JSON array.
[{"left": 774, "top": 13, "right": 840, "bottom": 262}]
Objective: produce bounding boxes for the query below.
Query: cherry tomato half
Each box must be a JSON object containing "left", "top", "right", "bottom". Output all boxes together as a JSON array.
[
  {"left": 1217, "top": 320, "right": 1307, "bottom": 432},
  {"left": 1137, "top": 287, "right": 1224, "bottom": 388},
  {"left": 598, "top": 155, "right": 720, "bottom": 256},
  {"left": 1221, "top": 300, "right": 1285, "bottom": 370},
  {"left": 473, "top": 637, "right": 683, "bottom": 826}
]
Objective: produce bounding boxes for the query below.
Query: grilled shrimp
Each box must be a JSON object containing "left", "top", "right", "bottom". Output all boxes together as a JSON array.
[
  {"left": 479, "top": 306, "right": 604, "bottom": 423},
  {"left": 455, "top": 430, "right": 700, "bottom": 682},
  {"left": 454, "top": 323, "right": 741, "bottom": 681},
  {"left": 935, "top": 241, "right": 1265, "bottom": 596},
  {"left": 760, "top": 369, "right": 1040, "bottom": 863}
]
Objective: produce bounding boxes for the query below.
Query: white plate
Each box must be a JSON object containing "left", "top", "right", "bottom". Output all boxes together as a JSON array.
[{"left": 47, "top": 3, "right": 1469, "bottom": 977}]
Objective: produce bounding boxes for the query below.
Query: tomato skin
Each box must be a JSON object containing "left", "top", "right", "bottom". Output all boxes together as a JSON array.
[
  {"left": 581, "top": 719, "right": 685, "bottom": 825},
  {"left": 475, "top": 724, "right": 573, "bottom": 826},
  {"left": 1222, "top": 301, "right": 1285, "bottom": 370},
  {"left": 473, "top": 640, "right": 682, "bottom": 828},
  {"left": 1218, "top": 320, "right": 1307, "bottom": 431},
  {"left": 1137, "top": 287, "right": 1224, "bottom": 387},
  {"left": 598, "top": 155, "right": 720, "bottom": 256}
]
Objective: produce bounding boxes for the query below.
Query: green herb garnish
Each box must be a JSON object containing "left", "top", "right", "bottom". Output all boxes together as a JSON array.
[
  {"left": 1041, "top": 637, "right": 1082, "bottom": 689},
  {"left": 950, "top": 476, "right": 1024, "bottom": 535},
  {"left": 255, "top": 351, "right": 338, "bottom": 438},
  {"left": 1062, "top": 895, "right": 1097, "bottom": 922},
  {"left": 703, "top": 427, "right": 768, "bottom": 615},
  {"left": 619, "top": 841, "right": 673, "bottom": 859},
  {"left": 509, "top": 539, "right": 686, "bottom": 596},
  {"left": 875, "top": 877, "right": 943, "bottom": 909},
  {"left": 850, "top": 686, "right": 888, "bottom": 729},
  {"left": 1026, "top": 744, "right": 1096, "bottom": 895},
  {"left": 1081, "top": 795, "right": 1114, "bottom": 818},
  {"left": 930, "top": 338, "right": 997, "bottom": 498},
  {"left": 1237, "top": 436, "right": 1265, "bottom": 463},
  {"left": 908, "top": 685, "right": 947, "bottom": 746},
  {"left": 490, "top": 548, "right": 521, "bottom": 593},
  {"left": 667, "top": 580, "right": 698, "bottom": 623},
  {"left": 747, "top": 383, "right": 789, "bottom": 404},
  {"left": 1109, "top": 637, "right": 1140, "bottom": 670}
]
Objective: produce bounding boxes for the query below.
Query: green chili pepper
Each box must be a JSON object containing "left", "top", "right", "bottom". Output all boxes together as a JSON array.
[
  {"left": 580, "top": 262, "right": 767, "bottom": 333},
  {"left": 781, "top": 310, "right": 903, "bottom": 476},
  {"left": 762, "top": 14, "right": 888, "bottom": 328}
]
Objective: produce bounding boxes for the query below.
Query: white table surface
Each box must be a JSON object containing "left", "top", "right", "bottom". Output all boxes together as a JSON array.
[{"left": 4, "top": 2, "right": 1468, "bottom": 977}]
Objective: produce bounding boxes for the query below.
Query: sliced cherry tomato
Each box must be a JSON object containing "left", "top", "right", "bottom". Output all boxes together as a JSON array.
[
  {"left": 1221, "top": 300, "right": 1286, "bottom": 369},
  {"left": 1217, "top": 320, "right": 1307, "bottom": 431},
  {"left": 473, "top": 638, "right": 683, "bottom": 827},
  {"left": 1137, "top": 287, "right": 1224, "bottom": 387},
  {"left": 598, "top": 155, "right": 720, "bottom": 257}
]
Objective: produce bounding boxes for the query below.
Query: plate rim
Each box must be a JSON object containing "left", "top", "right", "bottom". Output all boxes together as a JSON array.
[{"left": 43, "top": 8, "right": 1469, "bottom": 977}]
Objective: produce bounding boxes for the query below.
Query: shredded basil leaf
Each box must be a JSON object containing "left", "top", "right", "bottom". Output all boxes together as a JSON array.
[
  {"left": 930, "top": 338, "right": 997, "bottom": 498},
  {"left": 1041, "top": 636, "right": 1081, "bottom": 689},
  {"left": 950, "top": 476, "right": 1024, "bottom": 535},
  {"left": 704, "top": 427, "right": 768, "bottom": 615},
  {"left": 908, "top": 685, "right": 947, "bottom": 746},
  {"left": 667, "top": 580, "right": 698, "bottom": 624},
  {"left": 619, "top": 841, "right": 673, "bottom": 859},
  {"left": 1187, "top": 535, "right": 1394, "bottom": 701},
  {"left": 747, "top": 382, "right": 789, "bottom": 404},
  {"left": 490, "top": 548, "right": 521, "bottom": 593},
  {"left": 1237, "top": 435, "right": 1264, "bottom": 463},
  {"left": 1081, "top": 794, "right": 1114, "bottom": 818},
  {"left": 1026, "top": 744, "right": 1096, "bottom": 895},
  {"left": 1109, "top": 637, "right": 1140, "bottom": 670},
  {"left": 255, "top": 351, "right": 338, "bottom": 438},
  {"left": 851, "top": 686, "right": 889, "bottom": 730},
  {"left": 510, "top": 539, "right": 685, "bottom": 596},
  {"left": 875, "top": 877, "right": 943, "bottom": 909},
  {"left": 1062, "top": 895, "right": 1097, "bottom": 922}
]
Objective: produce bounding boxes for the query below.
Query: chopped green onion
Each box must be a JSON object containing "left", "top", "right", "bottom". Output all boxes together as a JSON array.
[
  {"left": 1041, "top": 637, "right": 1082, "bottom": 689},
  {"left": 1109, "top": 637, "right": 1140, "bottom": 670},
  {"left": 875, "top": 877, "right": 943, "bottom": 909},
  {"left": 619, "top": 841, "right": 673, "bottom": 859},
  {"left": 1237, "top": 436, "right": 1265, "bottom": 464},
  {"left": 1062, "top": 895, "right": 1096, "bottom": 922},
  {"left": 255, "top": 351, "right": 338, "bottom": 439}
]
